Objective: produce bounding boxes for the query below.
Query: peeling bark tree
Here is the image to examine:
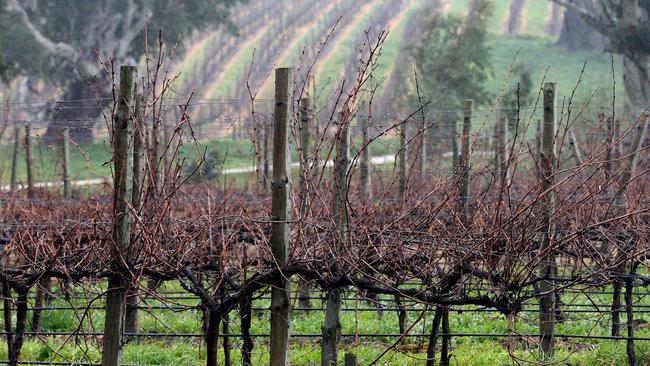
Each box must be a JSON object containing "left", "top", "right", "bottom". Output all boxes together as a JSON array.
[
  {"left": 557, "top": 0, "right": 604, "bottom": 51},
  {"left": 1, "top": 0, "right": 239, "bottom": 143},
  {"left": 552, "top": 0, "right": 650, "bottom": 108}
]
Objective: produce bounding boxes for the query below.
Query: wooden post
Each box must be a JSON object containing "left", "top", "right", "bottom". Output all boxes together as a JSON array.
[
  {"left": 419, "top": 112, "right": 427, "bottom": 180},
  {"left": 62, "top": 128, "right": 71, "bottom": 199},
  {"left": 495, "top": 112, "right": 508, "bottom": 183},
  {"left": 344, "top": 353, "right": 358, "bottom": 366},
  {"left": 263, "top": 116, "right": 270, "bottom": 190},
  {"left": 614, "top": 111, "right": 649, "bottom": 205},
  {"left": 538, "top": 82, "right": 557, "bottom": 359},
  {"left": 269, "top": 67, "right": 292, "bottom": 366},
  {"left": 568, "top": 130, "right": 583, "bottom": 166},
  {"left": 359, "top": 117, "right": 371, "bottom": 198},
  {"left": 322, "top": 110, "right": 350, "bottom": 366},
  {"left": 24, "top": 123, "right": 34, "bottom": 198},
  {"left": 398, "top": 120, "right": 407, "bottom": 198},
  {"left": 297, "top": 97, "right": 312, "bottom": 310},
  {"left": 457, "top": 100, "right": 473, "bottom": 221},
  {"left": 125, "top": 94, "right": 145, "bottom": 335},
  {"left": 451, "top": 116, "right": 460, "bottom": 170},
  {"left": 102, "top": 65, "right": 136, "bottom": 366},
  {"left": 10, "top": 126, "right": 19, "bottom": 191}
]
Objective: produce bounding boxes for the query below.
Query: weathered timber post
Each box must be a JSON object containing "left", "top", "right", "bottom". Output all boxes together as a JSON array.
[
  {"left": 62, "top": 128, "right": 71, "bottom": 199},
  {"left": 263, "top": 115, "right": 271, "bottom": 190},
  {"left": 457, "top": 100, "right": 473, "bottom": 222},
  {"left": 359, "top": 117, "right": 371, "bottom": 198},
  {"left": 495, "top": 112, "right": 508, "bottom": 183},
  {"left": 396, "top": 115, "right": 410, "bottom": 342},
  {"left": 440, "top": 99, "right": 473, "bottom": 366},
  {"left": 538, "top": 82, "right": 557, "bottom": 359},
  {"left": 611, "top": 111, "right": 649, "bottom": 345},
  {"left": 419, "top": 111, "right": 427, "bottom": 180},
  {"left": 535, "top": 119, "right": 542, "bottom": 179},
  {"left": 25, "top": 121, "right": 47, "bottom": 334},
  {"left": 398, "top": 119, "right": 407, "bottom": 198},
  {"left": 450, "top": 115, "right": 460, "bottom": 170},
  {"left": 568, "top": 130, "right": 583, "bottom": 166},
  {"left": 10, "top": 126, "right": 20, "bottom": 191},
  {"left": 297, "top": 97, "right": 312, "bottom": 311},
  {"left": 614, "top": 111, "right": 649, "bottom": 204},
  {"left": 125, "top": 94, "right": 145, "bottom": 335},
  {"left": 24, "top": 123, "right": 34, "bottom": 198},
  {"left": 102, "top": 65, "right": 137, "bottom": 366},
  {"left": 269, "top": 67, "right": 292, "bottom": 366},
  {"left": 322, "top": 110, "right": 350, "bottom": 366},
  {"left": 344, "top": 353, "right": 358, "bottom": 366}
]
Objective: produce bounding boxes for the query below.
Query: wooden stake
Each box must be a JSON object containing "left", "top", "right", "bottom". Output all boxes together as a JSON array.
[
  {"left": 102, "top": 65, "right": 136, "bottom": 366},
  {"left": 24, "top": 123, "right": 34, "bottom": 198},
  {"left": 10, "top": 126, "right": 19, "bottom": 191},
  {"left": 269, "top": 67, "right": 292, "bottom": 366},
  {"left": 62, "top": 128, "right": 71, "bottom": 199},
  {"left": 457, "top": 100, "right": 473, "bottom": 222},
  {"left": 322, "top": 110, "right": 350, "bottom": 366},
  {"left": 297, "top": 97, "right": 312, "bottom": 311},
  {"left": 359, "top": 118, "right": 371, "bottom": 198},
  {"left": 538, "top": 82, "right": 557, "bottom": 359},
  {"left": 398, "top": 120, "right": 407, "bottom": 198},
  {"left": 125, "top": 94, "right": 145, "bottom": 335}
]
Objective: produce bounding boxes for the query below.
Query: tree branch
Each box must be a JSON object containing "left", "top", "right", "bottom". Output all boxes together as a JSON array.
[
  {"left": 6, "top": 0, "right": 78, "bottom": 62},
  {"left": 551, "top": 0, "right": 616, "bottom": 38}
]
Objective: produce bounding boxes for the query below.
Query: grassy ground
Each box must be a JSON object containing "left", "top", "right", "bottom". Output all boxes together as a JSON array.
[{"left": 2, "top": 281, "right": 650, "bottom": 365}]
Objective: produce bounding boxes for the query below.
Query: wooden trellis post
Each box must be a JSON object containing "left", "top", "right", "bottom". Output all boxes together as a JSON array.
[
  {"left": 24, "top": 123, "right": 34, "bottom": 198},
  {"left": 457, "top": 100, "right": 473, "bottom": 221},
  {"left": 322, "top": 109, "right": 350, "bottom": 366},
  {"left": 359, "top": 117, "right": 371, "bottom": 198},
  {"left": 269, "top": 67, "right": 292, "bottom": 366},
  {"left": 102, "top": 65, "right": 137, "bottom": 366},
  {"left": 297, "top": 96, "right": 312, "bottom": 310},
  {"left": 10, "top": 125, "right": 20, "bottom": 191},
  {"left": 125, "top": 94, "right": 145, "bottom": 335},
  {"left": 398, "top": 119, "right": 407, "bottom": 198},
  {"left": 538, "top": 82, "right": 557, "bottom": 359},
  {"left": 62, "top": 128, "right": 71, "bottom": 199}
]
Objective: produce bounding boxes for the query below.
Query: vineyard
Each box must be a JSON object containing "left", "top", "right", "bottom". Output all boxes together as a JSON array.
[{"left": 1, "top": 1, "right": 649, "bottom": 366}]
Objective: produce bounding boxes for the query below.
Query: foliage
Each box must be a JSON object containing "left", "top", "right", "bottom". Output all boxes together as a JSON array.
[
  {"left": 0, "top": 0, "right": 43, "bottom": 82},
  {"left": 0, "top": 0, "right": 242, "bottom": 84},
  {"left": 408, "top": 0, "right": 494, "bottom": 111}
]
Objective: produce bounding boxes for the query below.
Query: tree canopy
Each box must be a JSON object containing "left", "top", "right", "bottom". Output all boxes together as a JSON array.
[
  {"left": 409, "top": 0, "right": 493, "bottom": 111},
  {"left": 0, "top": 0, "right": 240, "bottom": 83}
]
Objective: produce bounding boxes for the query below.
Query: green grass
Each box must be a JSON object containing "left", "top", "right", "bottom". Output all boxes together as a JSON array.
[
  {"left": 4, "top": 282, "right": 650, "bottom": 365},
  {"left": 486, "top": 34, "right": 622, "bottom": 103}
]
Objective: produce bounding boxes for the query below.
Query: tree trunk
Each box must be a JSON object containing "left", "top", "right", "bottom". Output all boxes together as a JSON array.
[
  {"left": 557, "top": 0, "right": 603, "bottom": 51},
  {"left": 43, "top": 78, "right": 109, "bottom": 145},
  {"left": 240, "top": 297, "right": 254, "bottom": 366},
  {"left": 425, "top": 306, "right": 443, "bottom": 366},
  {"left": 8, "top": 289, "right": 28, "bottom": 366},
  {"left": 205, "top": 309, "right": 221, "bottom": 366}
]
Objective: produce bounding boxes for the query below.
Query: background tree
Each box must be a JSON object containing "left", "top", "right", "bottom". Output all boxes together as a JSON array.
[
  {"left": 552, "top": 0, "right": 650, "bottom": 109},
  {"left": 557, "top": 0, "right": 604, "bottom": 51},
  {"left": 409, "top": 0, "right": 493, "bottom": 156},
  {"left": 409, "top": 0, "right": 493, "bottom": 111},
  {"left": 1, "top": 0, "right": 240, "bottom": 143}
]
